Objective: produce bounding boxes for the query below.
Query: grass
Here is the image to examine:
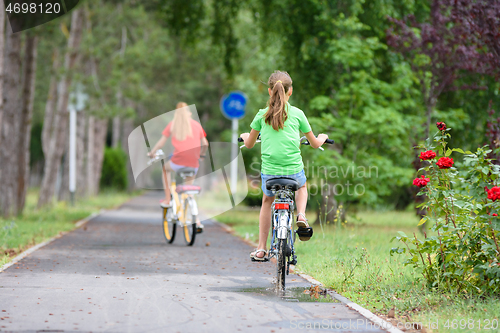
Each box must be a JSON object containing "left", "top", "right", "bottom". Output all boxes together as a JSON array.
[
  {"left": 0, "top": 189, "right": 139, "bottom": 267},
  {"left": 215, "top": 208, "right": 500, "bottom": 332}
]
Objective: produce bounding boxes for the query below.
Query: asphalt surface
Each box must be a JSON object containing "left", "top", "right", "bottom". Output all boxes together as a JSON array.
[{"left": 0, "top": 191, "right": 386, "bottom": 333}]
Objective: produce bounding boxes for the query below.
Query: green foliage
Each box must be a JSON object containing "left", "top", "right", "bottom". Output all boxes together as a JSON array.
[
  {"left": 391, "top": 129, "right": 500, "bottom": 294},
  {"left": 26, "top": 0, "right": 500, "bottom": 209},
  {"left": 302, "top": 16, "right": 419, "bottom": 206},
  {"left": 100, "top": 147, "right": 128, "bottom": 190}
]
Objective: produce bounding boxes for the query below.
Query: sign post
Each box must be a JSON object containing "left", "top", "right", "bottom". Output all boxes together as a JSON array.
[
  {"left": 68, "top": 85, "right": 88, "bottom": 206},
  {"left": 220, "top": 91, "right": 247, "bottom": 194}
]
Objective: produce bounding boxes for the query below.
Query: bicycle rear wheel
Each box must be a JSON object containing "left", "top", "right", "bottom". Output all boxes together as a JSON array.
[
  {"left": 182, "top": 199, "right": 196, "bottom": 246},
  {"left": 162, "top": 207, "right": 176, "bottom": 243},
  {"left": 276, "top": 238, "right": 287, "bottom": 291}
]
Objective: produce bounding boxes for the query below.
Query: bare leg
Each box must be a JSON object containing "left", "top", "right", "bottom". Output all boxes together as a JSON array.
[
  {"left": 296, "top": 183, "right": 308, "bottom": 224},
  {"left": 256, "top": 194, "right": 274, "bottom": 258},
  {"left": 161, "top": 162, "right": 173, "bottom": 205}
]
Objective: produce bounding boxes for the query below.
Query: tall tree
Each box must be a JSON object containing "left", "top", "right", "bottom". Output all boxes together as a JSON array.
[
  {"left": 41, "top": 50, "right": 60, "bottom": 160},
  {"left": 0, "top": 0, "right": 5, "bottom": 133},
  {"left": 386, "top": 0, "right": 492, "bottom": 139},
  {"left": 0, "top": 28, "right": 22, "bottom": 217},
  {"left": 453, "top": 0, "right": 500, "bottom": 77},
  {"left": 17, "top": 35, "right": 39, "bottom": 214},
  {"left": 38, "top": 8, "right": 84, "bottom": 207}
]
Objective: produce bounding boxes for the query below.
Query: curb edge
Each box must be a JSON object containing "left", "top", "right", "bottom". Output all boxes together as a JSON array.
[
  {"left": 213, "top": 218, "right": 404, "bottom": 333},
  {"left": 0, "top": 210, "right": 104, "bottom": 273},
  {"left": 298, "top": 272, "right": 404, "bottom": 333}
]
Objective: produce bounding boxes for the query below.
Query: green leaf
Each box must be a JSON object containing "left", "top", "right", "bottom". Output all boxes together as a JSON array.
[
  {"left": 397, "top": 231, "right": 408, "bottom": 238},
  {"left": 418, "top": 217, "right": 427, "bottom": 226}
]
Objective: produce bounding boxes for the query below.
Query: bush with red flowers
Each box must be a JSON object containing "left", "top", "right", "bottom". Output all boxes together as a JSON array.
[
  {"left": 487, "top": 186, "right": 500, "bottom": 201},
  {"left": 436, "top": 122, "right": 447, "bottom": 131},
  {"left": 419, "top": 150, "right": 436, "bottom": 160},
  {"left": 395, "top": 122, "right": 500, "bottom": 294},
  {"left": 436, "top": 157, "right": 454, "bottom": 169},
  {"left": 413, "top": 175, "right": 430, "bottom": 187}
]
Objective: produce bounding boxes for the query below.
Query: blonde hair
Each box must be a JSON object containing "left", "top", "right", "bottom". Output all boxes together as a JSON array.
[
  {"left": 171, "top": 102, "right": 192, "bottom": 141},
  {"left": 265, "top": 71, "right": 292, "bottom": 131}
]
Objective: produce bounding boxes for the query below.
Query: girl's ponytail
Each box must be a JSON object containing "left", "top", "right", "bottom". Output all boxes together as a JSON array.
[
  {"left": 265, "top": 71, "right": 292, "bottom": 131},
  {"left": 171, "top": 102, "right": 193, "bottom": 141}
]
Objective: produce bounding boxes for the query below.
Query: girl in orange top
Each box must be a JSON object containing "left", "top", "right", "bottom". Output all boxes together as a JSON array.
[{"left": 149, "top": 102, "right": 209, "bottom": 207}]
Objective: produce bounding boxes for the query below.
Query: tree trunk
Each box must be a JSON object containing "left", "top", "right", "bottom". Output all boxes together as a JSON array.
[
  {"left": 93, "top": 118, "right": 108, "bottom": 194},
  {"left": 425, "top": 103, "right": 433, "bottom": 141},
  {"left": 41, "top": 50, "right": 59, "bottom": 158},
  {"left": 315, "top": 192, "right": 338, "bottom": 225},
  {"left": 58, "top": 134, "right": 70, "bottom": 201},
  {"left": 86, "top": 115, "right": 95, "bottom": 196},
  {"left": 314, "top": 182, "right": 348, "bottom": 226},
  {"left": 0, "top": 29, "right": 22, "bottom": 217},
  {"left": 0, "top": 0, "right": 5, "bottom": 138},
  {"left": 76, "top": 110, "right": 86, "bottom": 196},
  {"left": 38, "top": 8, "right": 84, "bottom": 208},
  {"left": 16, "top": 35, "right": 38, "bottom": 214}
]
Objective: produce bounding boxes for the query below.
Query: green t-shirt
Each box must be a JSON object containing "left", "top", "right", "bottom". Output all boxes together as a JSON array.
[{"left": 250, "top": 103, "right": 312, "bottom": 175}]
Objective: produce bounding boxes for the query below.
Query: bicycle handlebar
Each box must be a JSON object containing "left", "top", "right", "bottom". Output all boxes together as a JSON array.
[
  {"left": 238, "top": 136, "right": 334, "bottom": 145},
  {"left": 301, "top": 138, "right": 335, "bottom": 145}
]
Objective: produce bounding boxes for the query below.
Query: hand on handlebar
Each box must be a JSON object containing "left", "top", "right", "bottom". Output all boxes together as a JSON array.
[
  {"left": 239, "top": 133, "right": 250, "bottom": 143},
  {"left": 317, "top": 133, "right": 329, "bottom": 146}
]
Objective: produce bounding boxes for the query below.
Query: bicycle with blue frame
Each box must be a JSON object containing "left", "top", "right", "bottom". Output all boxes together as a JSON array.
[{"left": 239, "top": 135, "right": 334, "bottom": 290}]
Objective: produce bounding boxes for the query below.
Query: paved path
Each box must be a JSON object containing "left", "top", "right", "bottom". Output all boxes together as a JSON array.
[{"left": 0, "top": 192, "right": 385, "bottom": 332}]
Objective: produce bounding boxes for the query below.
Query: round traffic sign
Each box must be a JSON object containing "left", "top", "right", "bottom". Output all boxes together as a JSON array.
[{"left": 220, "top": 91, "right": 247, "bottom": 120}]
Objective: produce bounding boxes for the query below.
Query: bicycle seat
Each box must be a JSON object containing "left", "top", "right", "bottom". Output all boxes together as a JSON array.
[
  {"left": 265, "top": 178, "right": 299, "bottom": 191},
  {"left": 177, "top": 167, "right": 196, "bottom": 177},
  {"left": 176, "top": 184, "right": 201, "bottom": 194}
]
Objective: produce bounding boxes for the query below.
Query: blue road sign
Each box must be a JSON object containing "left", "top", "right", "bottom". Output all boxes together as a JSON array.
[{"left": 220, "top": 91, "right": 247, "bottom": 120}]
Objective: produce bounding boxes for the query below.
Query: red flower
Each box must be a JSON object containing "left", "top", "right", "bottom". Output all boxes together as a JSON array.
[
  {"left": 420, "top": 150, "right": 437, "bottom": 160},
  {"left": 436, "top": 157, "right": 454, "bottom": 169},
  {"left": 413, "top": 175, "right": 430, "bottom": 188},
  {"left": 436, "top": 122, "right": 447, "bottom": 131},
  {"left": 487, "top": 187, "right": 500, "bottom": 201}
]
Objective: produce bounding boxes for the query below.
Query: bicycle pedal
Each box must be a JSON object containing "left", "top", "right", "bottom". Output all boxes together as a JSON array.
[{"left": 296, "top": 227, "right": 313, "bottom": 238}]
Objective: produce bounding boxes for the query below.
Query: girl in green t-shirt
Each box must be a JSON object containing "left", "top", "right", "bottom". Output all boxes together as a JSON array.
[{"left": 240, "top": 70, "right": 329, "bottom": 261}]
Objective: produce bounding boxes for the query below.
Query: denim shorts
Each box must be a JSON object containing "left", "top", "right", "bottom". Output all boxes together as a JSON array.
[{"left": 261, "top": 170, "right": 307, "bottom": 197}]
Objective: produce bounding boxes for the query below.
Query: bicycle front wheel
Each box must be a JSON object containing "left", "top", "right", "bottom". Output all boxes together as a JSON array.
[
  {"left": 276, "top": 238, "right": 287, "bottom": 291},
  {"left": 182, "top": 199, "right": 196, "bottom": 246},
  {"left": 162, "top": 207, "right": 176, "bottom": 243}
]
